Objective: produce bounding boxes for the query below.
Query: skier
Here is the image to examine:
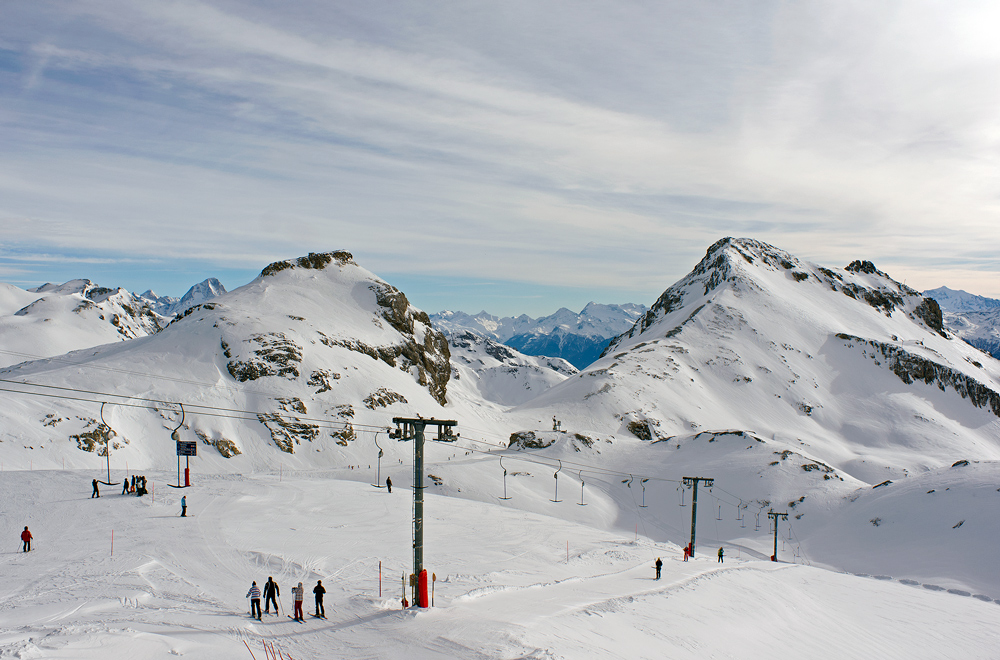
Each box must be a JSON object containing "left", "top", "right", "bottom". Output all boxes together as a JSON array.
[
  {"left": 180, "top": 495, "right": 187, "bottom": 517},
  {"left": 91, "top": 478, "right": 100, "bottom": 498},
  {"left": 386, "top": 476, "right": 392, "bottom": 493},
  {"left": 292, "top": 582, "right": 304, "bottom": 621},
  {"left": 20, "top": 526, "right": 32, "bottom": 552},
  {"left": 654, "top": 557, "right": 662, "bottom": 580},
  {"left": 263, "top": 576, "right": 280, "bottom": 615},
  {"left": 122, "top": 478, "right": 129, "bottom": 495},
  {"left": 682, "top": 544, "right": 689, "bottom": 561},
  {"left": 246, "top": 581, "right": 262, "bottom": 620},
  {"left": 130, "top": 475, "right": 136, "bottom": 493},
  {"left": 313, "top": 580, "right": 326, "bottom": 618},
  {"left": 718, "top": 547, "right": 725, "bottom": 563}
]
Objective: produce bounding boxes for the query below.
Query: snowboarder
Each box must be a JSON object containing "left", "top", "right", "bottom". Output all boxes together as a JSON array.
[
  {"left": 180, "top": 495, "right": 187, "bottom": 517},
  {"left": 263, "top": 576, "right": 280, "bottom": 615},
  {"left": 292, "top": 582, "right": 304, "bottom": 621},
  {"left": 718, "top": 547, "right": 725, "bottom": 563},
  {"left": 91, "top": 479, "right": 100, "bottom": 498},
  {"left": 20, "top": 526, "right": 32, "bottom": 552},
  {"left": 130, "top": 475, "right": 136, "bottom": 493},
  {"left": 313, "top": 580, "right": 326, "bottom": 617},
  {"left": 386, "top": 476, "right": 392, "bottom": 493},
  {"left": 247, "top": 581, "right": 262, "bottom": 620},
  {"left": 654, "top": 557, "right": 662, "bottom": 580}
]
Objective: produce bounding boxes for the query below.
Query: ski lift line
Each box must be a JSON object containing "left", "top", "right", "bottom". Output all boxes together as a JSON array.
[
  {"left": 428, "top": 438, "right": 683, "bottom": 484},
  {"left": 433, "top": 434, "right": 685, "bottom": 482},
  {"left": 0, "top": 385, "right": 364, "bottom": 433},
  {"left": 0, "top": 353, "right": 291, "bottom": 398},
  {"left": 0, "top": 380, "right": 370, "bottom": 431},
  {"left": 4, "top": 378, "right": 775, "bottom": 516},
  {"left": 0, "top": 376, "right": 409, "bottom": 437}
]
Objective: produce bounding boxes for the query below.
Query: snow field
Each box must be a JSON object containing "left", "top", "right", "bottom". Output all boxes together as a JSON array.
[{"left": 2, "top": 470, "right": 999, "bottom": 659}]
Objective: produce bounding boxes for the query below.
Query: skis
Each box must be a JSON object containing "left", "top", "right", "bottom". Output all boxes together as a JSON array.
[
  {"left": 311, "top": 613, "right": 326, "bottom": 619},
  {"left": 288, "top": 615, "right": 304, "bottom": 623}
]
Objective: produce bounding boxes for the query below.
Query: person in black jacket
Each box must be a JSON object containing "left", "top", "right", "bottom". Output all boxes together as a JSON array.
[
  {"left": 386, "top": 476, "right": 392, "bottom": 493},
  {"left": 92, "top": 479, "right": 100, "bottom": 498},
  {"left": 313, "top": 580, "right": 326, "bottom": 617},
  {"left": 654, "top": 557, "right": 662, "bottom": 580},
  {"left": 263, "top": 576, "right": 280, "bottom": 615}
]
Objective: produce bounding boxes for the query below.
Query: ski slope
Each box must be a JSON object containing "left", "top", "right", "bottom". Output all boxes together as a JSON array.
[{"left": 1, "top": 469, "right": 998, "bottom": 659}]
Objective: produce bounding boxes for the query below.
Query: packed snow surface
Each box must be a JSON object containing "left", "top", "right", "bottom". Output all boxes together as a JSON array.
[{"left": 2, "top": 469, "right": 999, "bottom": 660}]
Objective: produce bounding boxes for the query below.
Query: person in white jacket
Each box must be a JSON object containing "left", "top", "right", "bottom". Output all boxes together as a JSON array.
[
  {"left": 246, "top": 582, "right": 261, "bottom": 620},
  {"left": 292, "top": 582, "right": 304, "bottom": 621}
]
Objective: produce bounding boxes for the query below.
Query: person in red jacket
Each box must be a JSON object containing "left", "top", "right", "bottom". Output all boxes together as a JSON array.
[{"left": 21, "top": 526, "right": 32, "bottom": 552}]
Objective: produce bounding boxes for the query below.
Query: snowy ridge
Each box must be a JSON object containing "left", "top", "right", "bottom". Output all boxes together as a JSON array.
[
  {"left": 447, "top": 331, "right": 577, "bottom": 406},
  {"left": 0, "top": 279, "right": 168, "bottom": 368}
]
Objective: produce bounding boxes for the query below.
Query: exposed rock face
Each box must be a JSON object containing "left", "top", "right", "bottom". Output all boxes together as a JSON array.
[
  {"left": 260, "top": 251, "right": 354, "bottom": 277},
  {"left": 836, "top": 333, "right": 1000, "bottom": 418}
]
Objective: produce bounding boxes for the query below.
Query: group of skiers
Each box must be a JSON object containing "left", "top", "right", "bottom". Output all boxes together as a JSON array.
[
  {"left": 246, "top": 577, "right": 325, "bottom": 622},
  {"left": 122, "top": 475, "right": 150, "bottom": 496},
  {"left": 650, "top": 545, "right": 727, "bottom": 578}
]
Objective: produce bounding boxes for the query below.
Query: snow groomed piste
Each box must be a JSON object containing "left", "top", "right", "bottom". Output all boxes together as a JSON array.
[{"left": 2, "top": 468, "right": 999, "bottom": 659}]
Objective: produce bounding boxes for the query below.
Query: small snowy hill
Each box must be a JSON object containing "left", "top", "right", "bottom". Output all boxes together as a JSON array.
[
  {"left": 0, "top": 279, "right": 167, "bottom": 368},
  {"left": 432, "top": 302, "right": 646, "bottom": 368},
  {"left": 447, "top": 331, "right": 577, "bottom": 406},
  {"left": 0, "top": 252, "right": 453, "bottom": 472}
]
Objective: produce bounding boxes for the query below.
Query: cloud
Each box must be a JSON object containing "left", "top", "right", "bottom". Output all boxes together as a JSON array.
[{"left": 2, "top": 0, "right": 1000, "bottom": 306}]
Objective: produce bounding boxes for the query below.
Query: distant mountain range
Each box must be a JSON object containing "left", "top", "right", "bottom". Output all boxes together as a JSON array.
[
  {"left": 431, "top": 302, "right": 647, "bottom": 368},
  {"left": 140, "top": 278, "right": 228, "bottom": 317},
  {"left": 924, "top": 286, "right": 1000, "bottom": 359}
]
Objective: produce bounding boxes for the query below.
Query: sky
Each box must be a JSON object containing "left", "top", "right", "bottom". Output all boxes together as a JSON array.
[{"left": 2, "top": 1, "right": 1000, "bottom": 317}]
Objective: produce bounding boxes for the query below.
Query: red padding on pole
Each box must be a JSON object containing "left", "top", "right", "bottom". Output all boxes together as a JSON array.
[
  {"left": 418, "top": 569, "right": 429, "bottom": 608},
  {"left": 184, "top": 467, "right": 190, "bottom": 487}
]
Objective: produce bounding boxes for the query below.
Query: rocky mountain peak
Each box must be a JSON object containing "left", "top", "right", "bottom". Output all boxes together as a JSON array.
[{"left": 260, "top": 251, "right": 355, "bottom": 277}]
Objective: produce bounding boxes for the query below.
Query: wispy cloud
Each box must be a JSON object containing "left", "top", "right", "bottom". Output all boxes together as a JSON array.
[{"left": 2, "top": 0, "right": 1000, "bottom": 313}]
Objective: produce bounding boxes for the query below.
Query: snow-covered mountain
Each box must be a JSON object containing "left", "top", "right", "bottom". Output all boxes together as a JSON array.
[
  {"left": 0, "top": 252, "right": 453, "bottom": 470},
  {"left": 922, "top": 287, "right": 1000, "bottom": 360},
  {"left": 527, "top": 238, "right": 1000, "bottom": 467},
  {"left": 512, "top": 238, "right": 1000, "bottom": 577},
  {"left": 432, "top": 302, "right": 646, "bottom": 368},
  {"left": 3, "top": 240, "right": 1000, "bottom": 658},
  {"left": 924, "top": 286, "right": 1000, "bottom": 313},
  {"left": 940, "top": 309, "right": 1000, "bottom": 360},
  {"left": 140, "top": 277, "right": 227, "bottom": 317},
  {"left": 447, "top": 331, "right": 577, "bottom": 406},
  {"left": 0, "top": 279, "right": 168, "bottom": 368}
]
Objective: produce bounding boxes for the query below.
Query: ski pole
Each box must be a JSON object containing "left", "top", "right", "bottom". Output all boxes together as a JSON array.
[{"left": 242, "top": 639, "right": 257, "bottom": 659}]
